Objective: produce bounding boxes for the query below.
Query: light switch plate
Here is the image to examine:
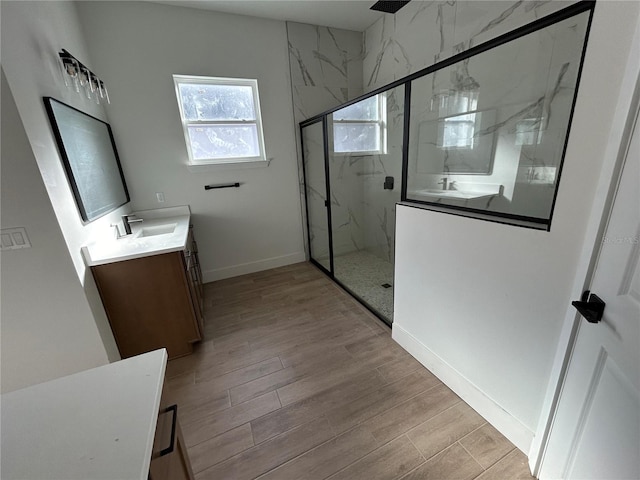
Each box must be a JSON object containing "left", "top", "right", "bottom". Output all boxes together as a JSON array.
[{"left": 0, "top": 227, "right": 32, "bottom": 250}]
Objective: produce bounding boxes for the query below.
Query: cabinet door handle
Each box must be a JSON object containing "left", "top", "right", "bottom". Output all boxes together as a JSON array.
[{"left": 159, "top": 404, "right": 178, "bottom": 457}]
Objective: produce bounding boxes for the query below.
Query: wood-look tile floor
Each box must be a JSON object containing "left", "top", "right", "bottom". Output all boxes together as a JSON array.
[{"left": 166, "top": 262, "right": 535, "bottom": 480}]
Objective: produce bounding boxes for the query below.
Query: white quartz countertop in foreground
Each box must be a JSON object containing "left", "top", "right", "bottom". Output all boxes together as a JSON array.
[
  {"left": 82, "top": 206, "right": 191, "bottom": 266},
  {"left": 1, "top": 349, "right": 167, "bottom": 480}
]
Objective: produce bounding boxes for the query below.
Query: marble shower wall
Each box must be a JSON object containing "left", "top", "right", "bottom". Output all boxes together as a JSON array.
[
  {"left": 324, "top": 84, "right": 405, "bottom": 264},
  {"left": 287, "top": 22, "right": 363, "bottom": 122},
  {"left": 361, "top": 85, "right": 405, "bottom": 263},
  {"left": 363, "top": 0, "right": 576, "bottom": 93},
  {"left": 286, "top": 22, "right": 363, "bottom": 259},
  {"left": 406, "top": 9, "right": 590, "bottom": 220},
  {"left": 295, "top": 1, "right": 581, "bottom": 264}
]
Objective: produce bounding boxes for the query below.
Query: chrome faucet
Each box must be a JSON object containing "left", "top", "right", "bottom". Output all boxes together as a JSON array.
[
  {"left": 122, "top": 214, "right": 143, "bottom": 235},
  {"left": 437, "top": 177, "right": 448, "bottom": 191}
]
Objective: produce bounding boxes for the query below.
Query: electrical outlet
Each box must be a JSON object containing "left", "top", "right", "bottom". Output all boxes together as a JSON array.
[
  {"left": 0, "top": 227, "right": 32, "bottom": 250},
  {"left": 156, "top": 192, "right": 165, "bottom": 203}
]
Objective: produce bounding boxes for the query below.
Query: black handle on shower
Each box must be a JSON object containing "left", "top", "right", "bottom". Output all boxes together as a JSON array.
[
  {"left": 384, "top": 176, "right": 394, "bottom": 190},
  {"left": 204, "top": 182, "right": 240, "bottom": 190}
]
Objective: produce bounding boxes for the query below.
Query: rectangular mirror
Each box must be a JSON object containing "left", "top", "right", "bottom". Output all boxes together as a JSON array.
[{"left": 44, "top": 97, "right": 129, "bottom": 222}]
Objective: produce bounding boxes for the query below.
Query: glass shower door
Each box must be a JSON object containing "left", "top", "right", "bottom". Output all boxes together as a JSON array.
[
  {"left": 328, "top": 85, "right": 405, "bottom": 324},
  {"left": 301, "top": 121, "right": 332, "bottom": 272}
]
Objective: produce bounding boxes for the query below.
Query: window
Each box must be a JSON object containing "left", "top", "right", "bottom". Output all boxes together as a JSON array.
[
  {"left": 439, "top": 113, "right": 477, "bottom": 149},
  {"left": 332, "top": 94, "right": 386, "bottom": 154},
  {"left": 436, "top": 91, "right": 478, "bottom": 149},
  {"left": 173, "top": 75, "right": 266, "bottom": 165}
]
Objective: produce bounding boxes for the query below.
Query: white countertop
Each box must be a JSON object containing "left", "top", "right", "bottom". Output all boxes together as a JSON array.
[
  {"left": 411, "top": 183, "right": 503, "bottom": 202},
  {"left": 1, "top": 349, "right": 167, "bottom": 480},
  {"left": 82, "top": 206, "right": 191, "bottom": 266}
]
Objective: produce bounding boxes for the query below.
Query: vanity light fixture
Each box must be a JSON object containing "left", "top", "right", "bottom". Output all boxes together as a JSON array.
[{"left": 58, "top": 49, "right": 110, "bottom": 104}]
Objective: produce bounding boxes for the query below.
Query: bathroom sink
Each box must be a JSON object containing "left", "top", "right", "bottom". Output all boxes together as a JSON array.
[
  {"left": 417, "top": 189, "right": 474, "bottom": 198},
  {"left": 81, "top": 206, "right": 192, "bottom": 267},
  {"left": 411, "top": 184, "right": 504, "bottom": 201},
  {"left": 413, "top": 189, "right": 486, "bottom": 199},
  {"left": 135, "top": 223, "right": 177, "bottom": 237}
]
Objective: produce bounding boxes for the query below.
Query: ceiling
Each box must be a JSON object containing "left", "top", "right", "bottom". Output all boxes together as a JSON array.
[{"left": 149, "top": 0, "right": 385, "bottom": 32}]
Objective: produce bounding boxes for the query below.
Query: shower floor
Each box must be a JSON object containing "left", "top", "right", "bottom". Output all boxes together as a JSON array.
[{"left": 333, "top": 250, "right": 394, "bottom": 323}]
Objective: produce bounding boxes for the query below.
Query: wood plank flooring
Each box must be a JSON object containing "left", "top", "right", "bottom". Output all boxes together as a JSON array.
[{"left": 166, "top": 262, "right": 535, "bottom": 480}]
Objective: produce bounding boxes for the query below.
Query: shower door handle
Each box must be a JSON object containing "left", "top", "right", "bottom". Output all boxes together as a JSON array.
[{"left": 324, "top": 200, "right": 329, "bottom": 207}]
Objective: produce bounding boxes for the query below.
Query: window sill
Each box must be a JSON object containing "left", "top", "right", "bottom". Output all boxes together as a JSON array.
[{"left": 186, "top": 159, "right": 271, "bottom": 173}]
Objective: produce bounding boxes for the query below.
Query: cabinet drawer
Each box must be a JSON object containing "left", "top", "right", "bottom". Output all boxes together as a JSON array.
[{"left": 149, "top": 384, "right": 194, "bottom": 480}]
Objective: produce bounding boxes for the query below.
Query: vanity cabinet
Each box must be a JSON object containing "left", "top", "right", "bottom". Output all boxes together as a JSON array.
[
  {"left": 91, "top": 229, "right": 203, "bottom": 360},
  {"left": 185, "top": 226, "right": 204, "bottom": 333},
  {"left": 2, "top": 349, "right": 194, "bottom": 480}
]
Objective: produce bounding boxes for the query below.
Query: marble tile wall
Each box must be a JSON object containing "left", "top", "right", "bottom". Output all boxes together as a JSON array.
[
  {"left": 286, "top": 22, "right": 363, "bottom": 259},
  {"left": 295, "top": 1, "right": 581, "bottom": 266},
  {"left": 406, "top": 8, "right": 590, "bottom": 220},
  {"left": 320, "top": 84, "right": 405, "bottom": 264},
  {"left": 363, "top": 0, "right": 576, "bottom": 93},
  {"left": 360, "top": 85, "right": 405, "bottom": 264}
]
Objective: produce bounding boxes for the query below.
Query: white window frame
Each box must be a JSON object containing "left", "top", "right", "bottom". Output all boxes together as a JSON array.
[
  {"left": 173, "top": 74, "right": 267, "bottom": 166},
  {"left": 332, "top": 94, "right": 387, "bottom": 156},
  {"left": 438, "top": 112, "right": 477, "bottom": 149}
]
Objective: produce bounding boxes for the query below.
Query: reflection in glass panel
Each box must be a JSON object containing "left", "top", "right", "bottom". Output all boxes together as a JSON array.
[
  {"left": 302, "top": 121, "right": 331, "bottom": 272},
  {"left": 440, "top": 113, "right": 477, "bottom": 149},
  {"left": 405, "top": 10, "right": 591, "bottom": 226},
  {"left": 328, "top": 85, "right": 404, "bottom": 324}
]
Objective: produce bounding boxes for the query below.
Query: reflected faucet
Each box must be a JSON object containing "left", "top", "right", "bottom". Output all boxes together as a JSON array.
[
  {"left": 437, "top": 177, "right": 448, "bottom": 191},
  {"left": 122, "top": 214, "right": 143, "bottom": 235}
]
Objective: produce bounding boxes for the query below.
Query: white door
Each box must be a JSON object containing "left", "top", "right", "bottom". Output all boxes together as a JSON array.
[{"left": 540, "top": 103, "right": 640, "bottom": 479}]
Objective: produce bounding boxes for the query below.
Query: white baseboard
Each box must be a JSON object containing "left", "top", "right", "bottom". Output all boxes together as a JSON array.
[
  {"left": 202, "top": 252, "right": 306, "bottom": 283},
  {"left": 392, "top": 324, "right": 534, "bottom": 455}
]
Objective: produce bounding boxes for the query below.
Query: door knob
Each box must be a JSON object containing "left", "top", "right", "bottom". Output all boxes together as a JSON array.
[{"left": 572, "top": 290, "right": 605, "bottom": 324}]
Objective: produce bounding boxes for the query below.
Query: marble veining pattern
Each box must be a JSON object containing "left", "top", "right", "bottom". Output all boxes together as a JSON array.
[
  {"left": 406, "top": 9, "right": 589, "bottom": 219},
  {"left": 293, "top": 1, "right": 583, "bottom": 320},
  {"left": 287, "top": 21, "right": 363, "bottom": 261},
  {"left": 363, "top": 0, "right": 577, "bottom": 93}
]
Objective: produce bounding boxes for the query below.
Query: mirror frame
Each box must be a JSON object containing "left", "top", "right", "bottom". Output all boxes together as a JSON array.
[{"left": 44, "top": 97, "right": 130, "bottom": 222}]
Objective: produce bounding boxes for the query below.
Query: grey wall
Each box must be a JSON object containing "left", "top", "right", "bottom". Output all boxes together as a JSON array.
[
  {"left": 1, "top": 70, "right": 109, "bottom": 393},
  {"left": 77, "top": 1, "right": 306, "bottom": 281},
  {"left": 1, "top": 0, "right": 123, "bottom": 383}
]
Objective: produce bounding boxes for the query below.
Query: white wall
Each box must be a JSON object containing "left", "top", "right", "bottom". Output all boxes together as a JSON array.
[
  {"left": 1, "top": 70, "right": 109, "bottom": 393},
  {"left": 76, "top": 1, "right": 305, "bottom": 281},
  {"left": 1, "top": 0, "right": 122, "bottom": 364},
  {"left": 392, "top": 0, "right": 640, "bottom": 456}
]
